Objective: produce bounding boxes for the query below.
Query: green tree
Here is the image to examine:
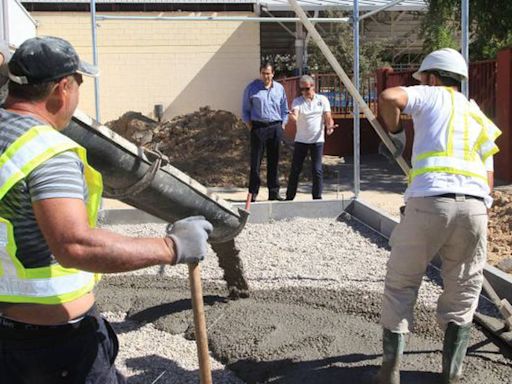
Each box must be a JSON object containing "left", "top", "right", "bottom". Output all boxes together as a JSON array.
[
  {"left": 306, "top": 12, "right": 388, "bottom": 77},
  {"left": 422, "top": 0, "right": 512, "bottom": 60}
]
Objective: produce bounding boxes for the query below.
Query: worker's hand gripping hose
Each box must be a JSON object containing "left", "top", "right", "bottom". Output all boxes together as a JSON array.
[
  {"left": 166, "top": 216, "right": 213, "bottom": 264},
  {"left": 378, "top": 130, "right": 406, "bottom": 161}
]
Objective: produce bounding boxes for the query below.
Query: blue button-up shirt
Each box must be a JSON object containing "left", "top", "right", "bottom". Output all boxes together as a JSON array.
[{"left": 242, "top": 79, "right": 289, "bottom": 124}]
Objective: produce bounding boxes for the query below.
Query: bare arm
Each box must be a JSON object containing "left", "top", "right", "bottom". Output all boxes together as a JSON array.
[
  {"left": 33, "top": 198, "right": 175, "bottom": 273},
  {"left": 378, "top": 87, "right": 408, "bottom": 133},
  {"left": 324, "top": 111, "right": 334, "bottom": 127},
  {"left": 324, "top": 111, "right": 338, "bottom": 135},
  {"left": 288, "top": 108, "right": 299, "bottom": 122},
  {"left": 488, "top": 171, "right": 494, "bottom": 192}
]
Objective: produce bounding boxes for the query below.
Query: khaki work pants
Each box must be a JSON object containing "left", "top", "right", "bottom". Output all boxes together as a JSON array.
[{"left": 381, "top": 195, "right": 488, "bottom": 333}]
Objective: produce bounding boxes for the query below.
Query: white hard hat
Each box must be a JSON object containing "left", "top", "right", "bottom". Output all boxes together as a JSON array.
[{"left": 413, "top": 48, "right": 468, "bottom": 81}]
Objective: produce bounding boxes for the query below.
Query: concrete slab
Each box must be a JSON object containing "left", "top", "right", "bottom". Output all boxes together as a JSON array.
[
  {"left": 232, "top": 199, "right": 353, "bottom": 224},
  {"left": 344, "top": 199, "right": 399, "bottom": 238},
  {"left": 99, "top": 199, "right": 353, "bottom": 226}
]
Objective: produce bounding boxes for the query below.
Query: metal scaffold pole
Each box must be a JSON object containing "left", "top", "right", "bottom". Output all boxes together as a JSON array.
[
  {"left": 353, "top": 0, "right": 361, "bottom": 197},
  {"left": 287, "top": 0, "right": 411, "bottom": 178},
  {"left": 461, "top": 0, "right": 469, "bottom": 97},
  {"left": 90, "top": 0, "right": 100, "bottom": 122}
]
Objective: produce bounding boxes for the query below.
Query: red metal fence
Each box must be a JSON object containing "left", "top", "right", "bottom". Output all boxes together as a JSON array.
[
  {"left": 280, "top": 60, "right": 497, "bottom": 119},
  {"left": 469, "top": 60, "right": 497, "bottom": 120},
  {"left": 277, "top": 53, "right": 510, "bottom": 181},
  {"left": 376, "top": 60, "right": 497, "bottom": 120},
  {"left": 279, "top": 73, "right": 378, "bottom": 116}
]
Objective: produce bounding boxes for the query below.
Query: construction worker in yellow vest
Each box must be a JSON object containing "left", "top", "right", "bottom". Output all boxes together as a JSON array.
[
  {"left": 375, "top": 48, "right": 501, "bottom": 384},
  {"left": 0, "top": 36, "right": 212, "bottom": 383}
]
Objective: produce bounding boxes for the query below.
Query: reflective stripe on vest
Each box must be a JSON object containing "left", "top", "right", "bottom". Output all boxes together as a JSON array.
[
  {"left": 0, "top": 125, "right": 103, "bottom": 304},
  {"left": 409, "top": 88, "right": 501, "bottom": 184}
]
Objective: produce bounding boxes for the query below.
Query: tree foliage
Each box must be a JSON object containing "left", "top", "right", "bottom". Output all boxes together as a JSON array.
[
  {"left": 422, "top": 0, "right": 512, "bottom": 60},
  {"left": 262, "top": 12, "right": 387, "bottom": 78},
  {"left": 306, "top": 12, "right": 388, "bottom": 77}
]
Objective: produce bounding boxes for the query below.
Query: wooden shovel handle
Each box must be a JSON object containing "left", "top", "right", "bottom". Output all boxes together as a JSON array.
[{"left": 188, "top": 262, "right": 212, "bottom": 384}]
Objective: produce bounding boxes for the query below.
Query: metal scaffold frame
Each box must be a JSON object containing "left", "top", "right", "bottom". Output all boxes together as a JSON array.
[{"left": 89, "top": 0, "right": 470, "bottom": 197}]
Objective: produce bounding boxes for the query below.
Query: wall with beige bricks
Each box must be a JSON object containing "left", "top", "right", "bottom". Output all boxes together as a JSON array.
[{"left": 30, "top": 12, "right": 260, "bottom": 122}]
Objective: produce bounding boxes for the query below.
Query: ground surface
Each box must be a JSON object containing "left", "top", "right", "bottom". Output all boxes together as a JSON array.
[
  {"left": 98, "top": 218, "right": 512, "bottom": 383},
  {"left": 102, "top": 151, "right": 512, "bottom": 272}
]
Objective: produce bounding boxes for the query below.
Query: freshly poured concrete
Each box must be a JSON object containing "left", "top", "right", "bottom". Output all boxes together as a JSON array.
[
  {"left": 98, "top": 217, "right": 512, "bottom": 383},
  {"left": 97, "top": 276, "right": 512, "bottom": 384}
]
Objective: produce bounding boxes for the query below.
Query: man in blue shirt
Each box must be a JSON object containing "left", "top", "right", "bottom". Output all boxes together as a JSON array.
[{"left": 242, "top": 63, "right": 288, "bottom": 201}]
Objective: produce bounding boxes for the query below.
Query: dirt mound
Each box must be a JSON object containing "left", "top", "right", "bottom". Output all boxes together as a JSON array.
[
  {"left": 107, "top": 107, "right": 311, "bottom": 188},
  {"left": 488, "top": 191, "right": 512, "bottom": 268}
]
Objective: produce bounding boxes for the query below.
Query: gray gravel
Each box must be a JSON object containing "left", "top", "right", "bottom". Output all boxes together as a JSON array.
[
  {"left": 98, "top": 217, "right": 511, "bottom": 383},
  {"left": 102, "top": 217, "right": 443, "bottom": 307}
]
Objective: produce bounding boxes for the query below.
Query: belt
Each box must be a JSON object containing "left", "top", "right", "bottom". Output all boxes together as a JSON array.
[
  {"left": 434, "top": 193, "right": 484, "bottom": 202},
  {"left": 0, "top": 305, "right": 99, "bottom": 341},
  {"left": 252, "top": 120, "right": 282, "bottom": 127}
]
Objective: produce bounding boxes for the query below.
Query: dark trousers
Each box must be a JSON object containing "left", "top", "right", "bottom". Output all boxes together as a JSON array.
[
  {"left": 249, "top": 121, "right": 282, "bottom": 198},
  {"left": 0, "top": 306, "right": 125, "bottom": 384},
  {"left": 286, "top": 142, "right": 324, "bottom": 200}
]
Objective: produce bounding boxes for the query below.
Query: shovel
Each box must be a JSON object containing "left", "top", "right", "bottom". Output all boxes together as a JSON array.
[{"left": 188, "top": 262, "right": 212, "bottom": 384}]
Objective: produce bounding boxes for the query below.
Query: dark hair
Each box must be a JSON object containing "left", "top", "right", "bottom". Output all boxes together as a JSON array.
[
  {"left": 8, "top": 80, "right": 56, "bottom": 101},
  {"left": 424, "top": 70, "right": 461, "bottom": 88},
  {"left": 260, "top": 62, "right": 274, "bottom": 72}
]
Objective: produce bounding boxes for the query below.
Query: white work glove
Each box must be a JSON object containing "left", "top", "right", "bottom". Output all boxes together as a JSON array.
[
  {"left": 378, "top": 130, "right": 406, "bottom": 161},
  {"left": 166, "top": 216, "right": 213, "bottom": 264}
]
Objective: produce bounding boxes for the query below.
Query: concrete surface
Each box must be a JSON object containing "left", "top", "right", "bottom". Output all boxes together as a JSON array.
[{"left": 98, "top": 276, "right": 512, "bottom": 384}]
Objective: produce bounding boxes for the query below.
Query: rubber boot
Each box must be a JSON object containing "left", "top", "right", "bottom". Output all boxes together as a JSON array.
[
  {"left": 441, "top": 322, "right": 471, "bottom": 384},
  {"left": 374, "top": 328, "right": 405, "bottom": 384}
]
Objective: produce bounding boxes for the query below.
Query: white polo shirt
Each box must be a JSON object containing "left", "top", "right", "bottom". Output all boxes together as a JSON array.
[
  {"left": 291, "top": 94, "right": 331, "bottom": 144},
  {"left": 402, "top": 85, "right": 494, "bottom": 207}
]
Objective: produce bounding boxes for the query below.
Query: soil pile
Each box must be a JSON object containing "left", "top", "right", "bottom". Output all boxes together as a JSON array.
[
  {"left": 107, "top": 108, "right": 312, "bottom": 188},
  {"left": 488, "top": 191, "right": 512, "bottom": 269}
]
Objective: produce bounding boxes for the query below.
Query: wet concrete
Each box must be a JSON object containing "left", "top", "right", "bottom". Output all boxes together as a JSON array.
[
  {"left": 97, "top": 275, "right": 512, "bottom": 384},
  {"left": 212, "top": 239, "right": 250, "bottom": 299}
]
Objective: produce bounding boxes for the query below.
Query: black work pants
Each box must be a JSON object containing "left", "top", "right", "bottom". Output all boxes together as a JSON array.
[
  {"left": 286, "top": 142, "right": 324, "bottom": 200},
  {"left": 249, "top": 121, "right": 282, "bottom": 198},
  {"left": 0, "top": 305, "right": 125, "bottom": 384}
]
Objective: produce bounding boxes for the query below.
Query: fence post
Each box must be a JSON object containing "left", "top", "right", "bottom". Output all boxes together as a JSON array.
[
  {"left": 375, "top": 67, "right": 393, "bottom": 95},
  {"left": 495, "top": 48, "right": 512, "bottom": 183}
]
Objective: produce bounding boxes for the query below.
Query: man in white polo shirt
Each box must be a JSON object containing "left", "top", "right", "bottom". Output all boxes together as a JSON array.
[{"left": 286, "top": 75, "right": 337, "bottom": 200}]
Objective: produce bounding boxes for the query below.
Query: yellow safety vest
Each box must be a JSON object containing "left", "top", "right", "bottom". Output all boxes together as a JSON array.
[
  {"left": 409, "top": 88, "right": 502, "bottom": 184},
  {"left": 0, "top": 125, "right": 103, "bottom": 304}
]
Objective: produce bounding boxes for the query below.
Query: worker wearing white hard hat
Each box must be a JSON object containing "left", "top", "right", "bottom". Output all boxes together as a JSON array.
[
  {"left": 413, "top": 48, "right": 469, "bottom": 81},
  {"left": 374, "top": 48, "right": 501, "bottom": 384}
]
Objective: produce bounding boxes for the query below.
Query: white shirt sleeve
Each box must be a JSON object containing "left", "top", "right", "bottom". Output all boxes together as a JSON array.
[
  {"left": 291, "top": 97, "right": 301, "bottom": 111},
  {"left": 401, "top": 86, "right": 435, "bottom": 116},
  {"left": 321, "top": 95, "right": 331, "bottom": 112}
]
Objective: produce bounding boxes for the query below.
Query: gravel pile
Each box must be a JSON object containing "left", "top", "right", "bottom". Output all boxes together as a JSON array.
[
  {"left": 102, "top": 217, "right": 443, "bottom": 307},
  {"left": 488, "top": 190, "right": 512, "bottom": 270}
]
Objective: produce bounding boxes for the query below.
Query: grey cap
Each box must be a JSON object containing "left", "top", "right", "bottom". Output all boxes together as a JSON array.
[{"left": 8, "top": 36, "right": 98, "bottom": 85}]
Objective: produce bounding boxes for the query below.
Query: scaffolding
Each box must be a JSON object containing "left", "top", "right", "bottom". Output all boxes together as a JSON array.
[{"left": 89, "top": 0, "right": 470, "bottom": 197}]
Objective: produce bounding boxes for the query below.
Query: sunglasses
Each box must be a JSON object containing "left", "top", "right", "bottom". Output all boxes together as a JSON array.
[{"left": 300, "top": 87, "right": 312, "bottom": 91}]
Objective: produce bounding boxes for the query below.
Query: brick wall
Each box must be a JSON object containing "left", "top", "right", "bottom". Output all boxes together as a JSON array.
[{"left": 31, "top": 12, "right": 260, "bottom": 122}]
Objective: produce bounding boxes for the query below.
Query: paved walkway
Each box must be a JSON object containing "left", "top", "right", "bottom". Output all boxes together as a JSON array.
[{"left": 103, "top": 154, "right": 407, "bottom": 219}]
